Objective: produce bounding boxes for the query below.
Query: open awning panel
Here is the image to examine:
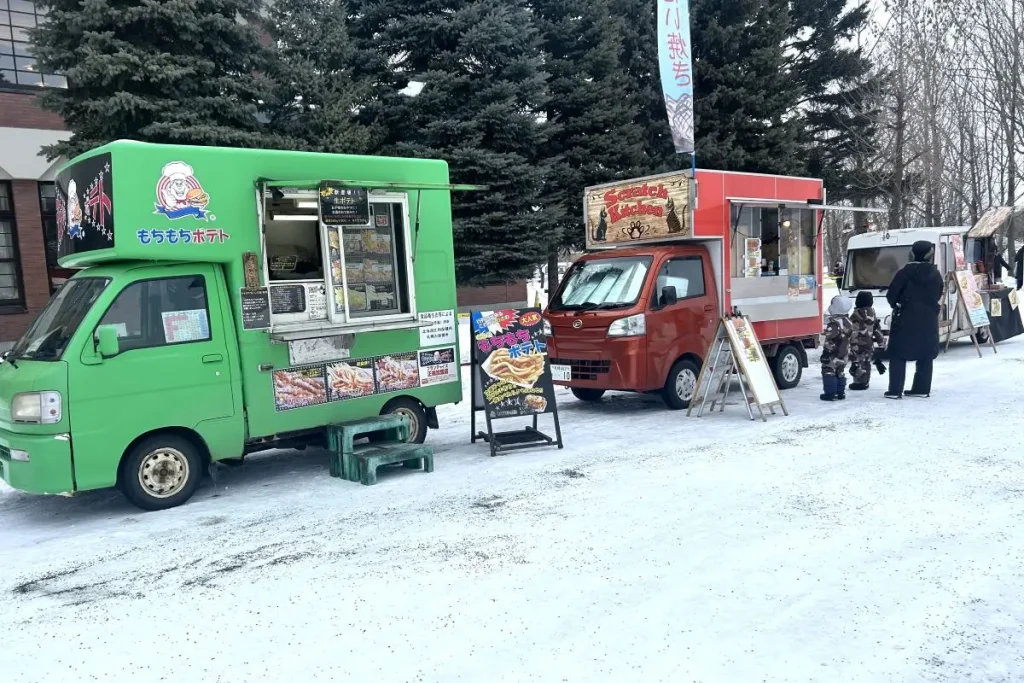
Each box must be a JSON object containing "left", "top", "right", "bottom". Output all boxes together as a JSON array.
[
  {"left": 726, "top": 197, "right": 887, "bottom": 213},
  {"left": 966, "top": 206, "right": 1013, "bottom": 238}
]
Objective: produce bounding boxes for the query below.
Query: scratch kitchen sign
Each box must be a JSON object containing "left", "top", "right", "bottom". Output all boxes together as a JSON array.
[{"left": 584, "top": 172, "right": 693, "bottom": 249}]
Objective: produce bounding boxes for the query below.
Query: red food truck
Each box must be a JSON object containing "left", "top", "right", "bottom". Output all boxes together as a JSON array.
[{"left": 543, "top": 169, "right": 875, "bottom": 409}]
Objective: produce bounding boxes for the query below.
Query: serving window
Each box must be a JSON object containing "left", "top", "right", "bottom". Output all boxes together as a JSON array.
[
  {"left": 730, "top": 206, "right": 816, "bottom": 279},
  {"left": 260, "top": 187, "right": 416, "bottom": 330}
]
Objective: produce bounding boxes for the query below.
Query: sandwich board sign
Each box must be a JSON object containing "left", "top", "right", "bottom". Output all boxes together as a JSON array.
[{"left": 688, "top": 314, "right": 787, "bottom": 422}]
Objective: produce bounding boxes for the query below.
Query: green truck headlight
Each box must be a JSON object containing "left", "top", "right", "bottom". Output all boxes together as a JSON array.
[{"left": 12, "top": 391, "right": 62, "bottom": 425}]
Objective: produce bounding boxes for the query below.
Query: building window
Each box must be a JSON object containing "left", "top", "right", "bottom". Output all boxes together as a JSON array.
[
  {"left": 38, "top": 181, "right": 62, "bottom": 292},
  {"left": 0, "top": 1, "right": 65, "bottom": 88},
  {"left": 0, "top": 182, "right": 25, "bottom": 308}
]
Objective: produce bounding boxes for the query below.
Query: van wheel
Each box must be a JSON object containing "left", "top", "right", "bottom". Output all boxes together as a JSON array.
[
  {"left": 772, "top": 345, "right": 803, "bottom": 389},
  {"left": 662, "top": 358, "right": 700, "bottom": 410},
  {"left": 571, "top": 388, "right": 606, "bottom": 402},
  {"left": 976, "top": 328, "right": 989, "bottom": 344},
  {"left": 377, "top": 398, "right": 428, "bottom": 444},
  {"left": 119, "top": 435, "right": 202, "bottom": 511}
]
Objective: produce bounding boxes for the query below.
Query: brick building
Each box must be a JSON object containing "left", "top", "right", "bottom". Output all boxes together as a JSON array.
[{"left": 0, "top": 1, "right": 70, "bottom": 347}]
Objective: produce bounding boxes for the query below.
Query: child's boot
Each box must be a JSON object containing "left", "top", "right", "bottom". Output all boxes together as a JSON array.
[
  {"left": 820, "top": 375, "right": 838, "bottom": 401},
  {"left": 836, "top": 376, "right": 847, "bottom": 400}
]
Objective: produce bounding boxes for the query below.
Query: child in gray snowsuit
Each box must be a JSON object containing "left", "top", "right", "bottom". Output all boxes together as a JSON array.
[
  {"left": 821, "top": 296, "right": 852, "bottom": 401},
  {"left": 848, "top": 291, "right": 886, "bottom": 390}
]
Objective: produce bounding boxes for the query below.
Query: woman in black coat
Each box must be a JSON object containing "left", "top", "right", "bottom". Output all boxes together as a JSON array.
[{"left": 885, "top": 240, "right": 944, "bottom": 399}]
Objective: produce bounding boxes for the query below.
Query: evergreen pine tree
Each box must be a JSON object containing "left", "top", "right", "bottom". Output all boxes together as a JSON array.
[
  {"left": 31, "top": 0, "right": 276, "bottom": 160},
  {"left": 611, "top": 0, "right": 679, "bottom": 174},
  {"left": 689, "top": 0, "right": 802, "bottom": 174},
  {"left": 264, "top": 0, "right": 372, "bottom": 154},
  {"left": 531, "top": 0, "right": 647, "bottom": 283},
  {"left": 356, "top": 0, "right": 549, "bottom": 286}
]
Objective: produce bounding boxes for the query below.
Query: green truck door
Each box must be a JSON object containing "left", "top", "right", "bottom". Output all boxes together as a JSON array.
[{"left": 68, "top": 266, "right": 236, "bottom": 490}]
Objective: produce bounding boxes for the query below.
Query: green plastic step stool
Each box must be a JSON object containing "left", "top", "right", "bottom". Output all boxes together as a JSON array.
[
  {"left": 327, "top": 415, "right": 410, "bottom": 482},
  {"left": 352, "top": 442, "right": 434, "bottom": 486}
]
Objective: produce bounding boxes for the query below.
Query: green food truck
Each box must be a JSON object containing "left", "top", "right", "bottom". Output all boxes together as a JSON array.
[{"left": 0, "top": 141, "right": 465, "bottom": 510}]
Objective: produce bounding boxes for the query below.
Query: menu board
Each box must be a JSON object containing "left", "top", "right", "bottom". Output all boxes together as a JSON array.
[
  {"left": 319, "top": 183, "right": 370, "bottom": 226},
  {"left": 240, "top": 288, "right": 271, "bottom": 330},
  {"left": 470, "top": 308, "right": 557, "bottom": 418},
  {"left": 307, "top": 283, "right": 327, "bottom": 319},
  {"left": 271, "top": 346, "right": 458, "bottom": 411},
  {"left": 723, "top": 316, "right": 781, "bottom": 407},
  {"left": 341, "top": 207, "right": 399, "bottom": 316},
  {"left": 954, "top": 270, "right": 991, "bottom": 328},
  {"left": 270, "top": 284, "right": 306, "bottom": 314}
]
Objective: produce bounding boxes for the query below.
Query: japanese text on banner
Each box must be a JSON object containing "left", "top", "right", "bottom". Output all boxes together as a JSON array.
[{"left": 658, "top": 0, "right": 695, "bottom": 154}]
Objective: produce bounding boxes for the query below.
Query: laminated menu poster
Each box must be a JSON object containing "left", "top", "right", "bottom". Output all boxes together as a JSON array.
[
  {"left": 376, "top": 352, "right": 420, "bottom": 392},
  {"left": 161, "top": 309, "right": 210, "bottom": 343},
  {"left": 273, "top": 365, "right": 328, "bottom": 410},
  {"left": 326, "top": 357, "right": 376, "bottom": 399},
  {"left": 954, "top": 271, "right": 991, "bottom": 329},
  {"left": 419, "top": 347, "right": 458, "bottom": 386},
  {"left": 471, "top": 308, "right": 557, "bottom": 418},
  {"left": 272, "top": 350, "right": 456, "bottom": 411},
  {"left": 319, "top": 183, "right": 370, "bottom": 226}
]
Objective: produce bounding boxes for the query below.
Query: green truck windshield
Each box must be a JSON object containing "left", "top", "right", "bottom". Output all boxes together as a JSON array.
[{"left": 9, "top": 278, "right": 110, "bottom": 362}]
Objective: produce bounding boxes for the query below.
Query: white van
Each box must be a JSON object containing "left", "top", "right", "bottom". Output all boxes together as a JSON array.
[{"left": 841, "top": 227, "right": 985, "bottom": 343}]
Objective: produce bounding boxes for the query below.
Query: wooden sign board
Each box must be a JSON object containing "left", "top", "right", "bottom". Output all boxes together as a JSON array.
[
  {"left": 688, "top": 316, "right": 787, "bottom": 422},
  {"left": 583, "top": 172, "right": 693, "bottom": 249}
]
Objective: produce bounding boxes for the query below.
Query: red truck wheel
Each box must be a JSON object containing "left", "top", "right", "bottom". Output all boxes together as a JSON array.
[
  {"left": 662, "top": 358, "right": 700, "bottom": 410},
  {"left": 772, "top": 345, "right": 803, "bottom": 389}
]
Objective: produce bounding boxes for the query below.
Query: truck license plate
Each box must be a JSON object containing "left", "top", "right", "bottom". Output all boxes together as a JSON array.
[{"left": 551, "top": 364, "right": 571, "bottom": 382}]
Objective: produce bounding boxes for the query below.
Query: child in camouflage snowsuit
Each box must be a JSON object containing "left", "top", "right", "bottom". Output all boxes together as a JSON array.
[
  {"left": 821, "top": 295, "right": 852, "bottom": 401},
  {"left": 848, "top": 291, "right": 886, "bottom": 391}
]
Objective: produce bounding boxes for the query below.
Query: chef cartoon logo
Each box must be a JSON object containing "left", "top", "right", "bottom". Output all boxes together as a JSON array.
[
  {"left": 66, "top": 179, "right": 84, "bottom": 239},
  {"left": 154, "top": 161, "right": 213, "bottom": 220}
]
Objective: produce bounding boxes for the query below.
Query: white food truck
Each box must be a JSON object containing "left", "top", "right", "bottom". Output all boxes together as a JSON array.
[{"left": 841, "top": 227, "right": 984, "bottom": 343}]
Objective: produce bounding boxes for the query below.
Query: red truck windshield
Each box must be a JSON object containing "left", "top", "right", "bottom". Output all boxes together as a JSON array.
[{"left": 550, "top": 256, "right": 652, "bottom": 311}]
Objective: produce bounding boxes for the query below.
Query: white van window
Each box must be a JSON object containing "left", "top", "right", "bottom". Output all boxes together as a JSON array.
[{"left": 843, "top": 246, "right": 911, "bottom": 290}]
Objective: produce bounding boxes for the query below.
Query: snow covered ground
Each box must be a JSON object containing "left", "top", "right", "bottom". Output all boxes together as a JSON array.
[{"left": 4, "top": 313, "right": 1024, "bottom": 682}]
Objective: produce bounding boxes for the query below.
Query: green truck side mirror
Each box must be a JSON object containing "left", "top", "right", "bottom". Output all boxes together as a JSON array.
[{"left": 96, "top": 325, "right": 121, "bottom": 358}]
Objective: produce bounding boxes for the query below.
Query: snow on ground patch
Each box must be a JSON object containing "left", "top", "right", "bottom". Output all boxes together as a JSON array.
[{"left": 3, "top": 334, "right": 1024, "bottom": 682}]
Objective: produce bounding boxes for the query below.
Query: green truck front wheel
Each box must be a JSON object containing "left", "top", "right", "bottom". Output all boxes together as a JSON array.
[{"left": 119, "top": 435, "right": 203, "bottom": 511}]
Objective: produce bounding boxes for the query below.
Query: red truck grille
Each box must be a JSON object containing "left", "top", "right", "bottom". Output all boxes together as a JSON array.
[{"left": 550, "top": 358, "right": 611, "bottom": 381}]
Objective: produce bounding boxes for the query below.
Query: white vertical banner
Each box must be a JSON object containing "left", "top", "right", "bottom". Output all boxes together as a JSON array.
[{"left": 658, "top": 0, "right": 695, "bottom": 154}]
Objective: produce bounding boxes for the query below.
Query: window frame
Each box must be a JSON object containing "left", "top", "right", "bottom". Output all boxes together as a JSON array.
[
  {"left": 0, "top": 180, "right": 26, "bottom": 312},
  {"left": 94, "top": 275, "right": 214, "bottom": 355},
  {"left": 0, "top": 1, "right": 65, "bottom": 91},
  {"left": 37, "top": 180, "right": 60, "bottom": 294},
  {"left": 651, "top": 255, "right": 707, "bottom": 308},
  {"left": 259, "top": 185, "right": 419, "bottom": 332}
]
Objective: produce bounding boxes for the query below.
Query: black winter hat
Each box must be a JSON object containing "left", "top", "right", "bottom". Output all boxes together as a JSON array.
[
  {"left": 855, "top": 291, "right": 873, "bottom": 308},
  {"left": 911, "top": 240, "right": 934, "bottom": 262}
]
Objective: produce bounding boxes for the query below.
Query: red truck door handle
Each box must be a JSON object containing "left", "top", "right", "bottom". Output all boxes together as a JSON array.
[{"left": 704, "top": 305, "right": 714, "bottom": 312}]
